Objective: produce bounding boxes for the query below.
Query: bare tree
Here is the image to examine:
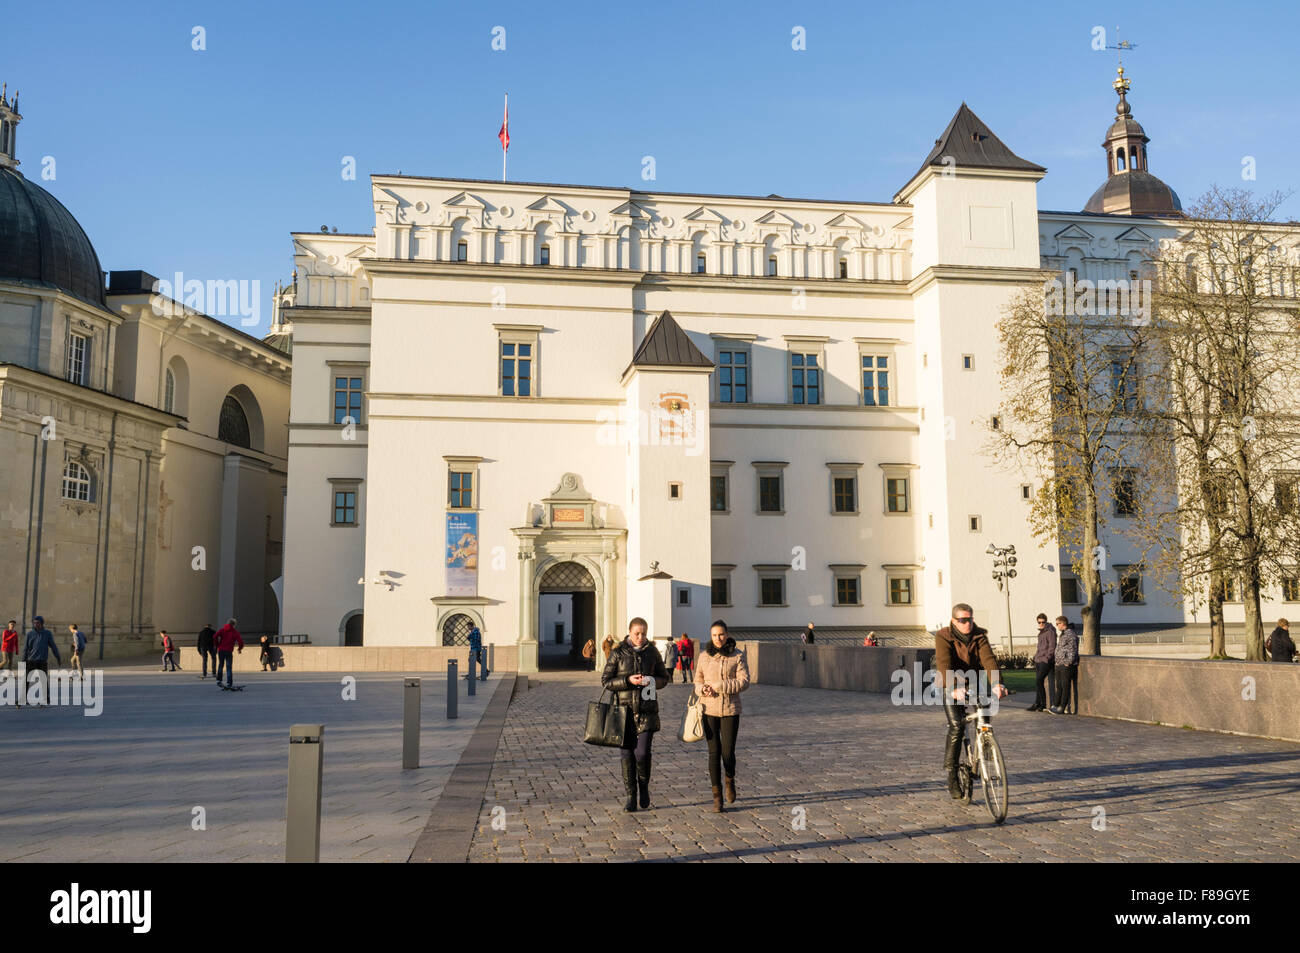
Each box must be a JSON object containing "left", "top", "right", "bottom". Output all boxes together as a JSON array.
[
  {"left": 990, "top": 276, "right": 1153, "bottom": 655},
  {"left": 1140, "top": 187, "right": 1300, "bottom": 659}
]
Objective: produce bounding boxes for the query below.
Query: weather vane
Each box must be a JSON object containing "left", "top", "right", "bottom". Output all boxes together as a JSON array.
[{"left": 1096, "top": 26, "right": 1138, "bottom": 89}]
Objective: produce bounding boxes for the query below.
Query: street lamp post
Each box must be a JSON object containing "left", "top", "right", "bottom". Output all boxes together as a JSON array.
[{"left": 986, "top": 543, "right": 1018, "bottom": 654}]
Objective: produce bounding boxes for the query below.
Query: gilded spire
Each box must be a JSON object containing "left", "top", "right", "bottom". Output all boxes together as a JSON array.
[{"left": 1113, "top": 66, "right": 1132, "bottom": 117}]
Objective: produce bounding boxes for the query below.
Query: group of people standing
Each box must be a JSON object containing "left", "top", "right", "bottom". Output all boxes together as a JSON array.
[
  {"left": 600, "top": 618, "right": 751, "bottom": 814},
  {"left": 1029, "top": 613, "right": 1081, "bottom": 714},
  {"left": 192, "top": 620, "right": 245, "bottom": 688}
]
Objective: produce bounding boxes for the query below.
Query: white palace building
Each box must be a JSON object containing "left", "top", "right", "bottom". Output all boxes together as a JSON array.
[{"left": 275, "top": 71, "right": 1297, "bottom": 668}]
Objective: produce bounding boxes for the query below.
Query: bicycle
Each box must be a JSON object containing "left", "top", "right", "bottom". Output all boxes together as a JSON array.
[{"left": 954, "top": 691, "right": 1009, "bottom": 824}]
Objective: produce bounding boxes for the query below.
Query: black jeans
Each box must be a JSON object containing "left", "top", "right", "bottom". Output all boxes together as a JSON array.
[
  {"left": 1033, "top": 660, "right": 1055, "bottom": 709},
  {"left": 702, "top": 714, "right": 740, "bottom": 787},
  {"left": 201, "top": 649, "right": 217, "bottom": 676},
  {"left": 679, "top": 662, "right": 692, "bottom": 683},
  {"left": 1054, "top": 664, "right": 1078, "bottom": 712}
]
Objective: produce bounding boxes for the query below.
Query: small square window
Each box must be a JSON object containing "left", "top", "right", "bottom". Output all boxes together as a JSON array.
[
  {"left": 835, "top": 576, "right": 860, "bottom": 606},
  {"left": 990, "top": 416, "right": 1001, "bottom": 431},
  {"left": 669, "top": 482, "right": 682, "bottom": 500},
  {"left": 1118, "top": 566, "right": 1144, "bottom": 605},
  {"left": 1020, "top": 484, "right": 1032, "bottom": 501},
  {"left": 888, "top": 577, "right": 913, "bottom": 605},
  {"left": 677, "top": 586, "right": 691, "bottom": 606},
  {"left": 969, "top": 515, "right": 981, "bottom": 532},
  {"left": 760, "top": 576, "right": 785, "bottom": 606},
  {"left": 1060, "top": 577, "right": 1081, "bottom": 605},
  {"left": 962, "top": 354, "right": 974, "bottom": 371},
  {"left": 1282, "top": 577, "right": 1299, "bottom": 602}
]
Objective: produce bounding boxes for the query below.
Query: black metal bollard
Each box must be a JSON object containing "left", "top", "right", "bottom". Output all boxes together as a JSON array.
[
  {"left": 286, "top": 724, "right": 324, "bottom": 863},
  {"left": 447, "top": 659, "right": 458, "bottom": 719},
  {"left": 403, "top": 677, "right": 420, "bottom": 769},
  {"left": 467, "top": 653, "right": 477, "bottom": 696}
]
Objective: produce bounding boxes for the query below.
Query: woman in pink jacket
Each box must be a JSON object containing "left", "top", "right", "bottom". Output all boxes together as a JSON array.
[{"left": 693, "top": 619, "right": 751, "bottom": 813}]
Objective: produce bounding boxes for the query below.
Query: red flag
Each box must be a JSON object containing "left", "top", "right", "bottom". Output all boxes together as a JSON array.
[{"left": 498, "top": 96, "right": 509, "bottom": 152}]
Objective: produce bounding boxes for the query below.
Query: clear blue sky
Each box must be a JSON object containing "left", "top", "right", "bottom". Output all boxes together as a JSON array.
[{"left": 7, "top": 0, "right": 1297, "bottom": 335}]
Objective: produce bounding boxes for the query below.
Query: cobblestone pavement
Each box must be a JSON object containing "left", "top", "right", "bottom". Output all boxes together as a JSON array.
[
  {"left": 0, "top": 669, "right": 500, "bottom": 862},
  {"left": 467, "top": 673, "right": 1300, "bottom": 862}
]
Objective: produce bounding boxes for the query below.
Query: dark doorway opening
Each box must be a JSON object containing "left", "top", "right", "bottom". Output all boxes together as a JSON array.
[{"left": 344, "top": 613, "right": 364, "bottom": 646}]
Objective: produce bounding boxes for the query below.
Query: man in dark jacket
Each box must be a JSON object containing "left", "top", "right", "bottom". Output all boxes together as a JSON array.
[
  {"left": 601, "top": 618, "right": 670, "bottom": 812},
  {"left": 1266, "top": 619, "right": 1297, "bottom": 662},
  {"left": 1050, "top": 617, "right": 1080, "bottom": 714},
  {"left": 1029, "top": 613, "right": 1056, "bottom": 711},
  {"left": 196, "top": 623, "right": 217, "bottom": 678},
  {"left": 802, "top": 622, "right": 816, "bottom": 645},
  {"left": 934, "top": 604, "right": 1006, "bottom": 799},
  {"left": 24, "top": 616, "right": 61, "bottom": 707}
]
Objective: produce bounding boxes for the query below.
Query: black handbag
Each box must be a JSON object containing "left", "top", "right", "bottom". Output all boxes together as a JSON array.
[{"left": 583, "top": 687, "right": 628, "bottom": 747}]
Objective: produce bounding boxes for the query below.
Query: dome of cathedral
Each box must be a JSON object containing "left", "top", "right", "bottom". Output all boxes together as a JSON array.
[{"left": 0, "top": 165, "right": 108, "bottom": 309}]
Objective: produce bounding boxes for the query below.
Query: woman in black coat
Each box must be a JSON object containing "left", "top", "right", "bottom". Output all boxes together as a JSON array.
[{"left": 601, "top": 617, "right": 670, "bottom": 812}]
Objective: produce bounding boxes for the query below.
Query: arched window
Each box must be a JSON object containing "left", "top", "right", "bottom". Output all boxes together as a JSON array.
[
  {"left": 219, "top": 395, "right": 251, "bottom": 449},
  {"left": 456, "top": 240, "right": 468, "bottom": 262},
  {"left": 1116, "top": 147, "right": 1126, "bottom": 171},
  {"left": 441, "top": 613, "right": 475, "bottom": 646},
  {"left": 163, "top": 355, "right": 190, "bottom": 418},
  {"left": 164, "top": 368, "right": 176, "bottom": 413},
  {"left": 62, "top": 461, "right": 93, "bottom": 502},
  {"left": 1131, "top": 146, "right": 1141, "bottom": 171}
]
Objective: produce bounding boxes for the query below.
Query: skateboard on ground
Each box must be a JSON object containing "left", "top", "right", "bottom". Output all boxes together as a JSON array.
[{"left": 218, "top": 684, "right": 245, "bottom": 692}]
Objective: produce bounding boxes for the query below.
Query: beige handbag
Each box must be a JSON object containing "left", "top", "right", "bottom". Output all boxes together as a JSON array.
[{"left": 679, "top": 691, "right": 704, "bottom": 743}]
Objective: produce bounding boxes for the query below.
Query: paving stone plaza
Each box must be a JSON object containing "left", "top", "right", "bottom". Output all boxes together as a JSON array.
[{"left": 4, "top": 665, "right": 1297, "bottom": 863}]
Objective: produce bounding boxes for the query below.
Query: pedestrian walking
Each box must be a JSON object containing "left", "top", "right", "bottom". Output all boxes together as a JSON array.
[
  {"left": 196, "top": 622, "right": 217, "bottom": 678},
  {"left": 2, "top": 620, "right": 19, "bottom": 671},
  {"left": 1050, "top": 616, "right": 1079, "bottom": 714},
  {"left": 602, "top": 634, "right": 615, "bottom": 665},
  {"left": 802, "top": 621, "right": 816, "bottom": 645},
  {"left": 600, "top": 617, "right": 669, "bottom": 813},
  {"left": 23, "top": 616, "right": 60, "bottom": 707},
  {"left": 467, "top": 624, "right": 488, "bottom": 675},
  {"left": 675, "top": 632, "right": 694, "bottom": 683},
  {"left": 68, "top": 624, "right": 86, "bottom": 678},
  {"left": 161, "top": 630, "right": 180, "bottom": 671},
  {"left": 663, "top": 637, "right": 679, "bottom": 678},
  {"left": 1266, "top": 619, "right": 1297, "bottom": 663},
  {"left": 581, "top": 637, "right": 596, "bottom": 670},
  {"left": 213, "top": 619, "right": 243, "bottom": 689},
  {"left": 259, "top": 633, "right": 274, "bottom": 671},
  {"left": 694, "top": 619, "right": 751, "bottom": 813},
  {"left": 1028, "top": 613, "right": 1056, "bottom": 711}
]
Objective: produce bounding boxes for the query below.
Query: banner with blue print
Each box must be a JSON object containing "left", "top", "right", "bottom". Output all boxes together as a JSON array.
[{"left": 445, "top": 512, "right": 478, "bottom": 597}]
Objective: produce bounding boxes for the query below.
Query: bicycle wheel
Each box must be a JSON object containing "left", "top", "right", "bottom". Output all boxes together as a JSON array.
[
  {"left": 957, "top": 735, "right": 974, "bottom": 805},
  {"left": 977, "top": 731, "right": 1008, "bottom": 824}
]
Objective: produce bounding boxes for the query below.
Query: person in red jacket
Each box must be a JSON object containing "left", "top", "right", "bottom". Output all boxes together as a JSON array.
[
  {"left": 1, "top": 620, "right": 18, "bottom": 671},
  {"left": 213, "top": 618, "right": 243, "bottom": 689},
  {"left": 675, "top": 632, "right": 695, "bottom": 684}
]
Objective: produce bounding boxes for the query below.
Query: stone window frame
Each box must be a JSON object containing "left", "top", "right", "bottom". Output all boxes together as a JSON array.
[
  {"left": 1060, "top": 572, "right": 1082, "bottom": 605},
  {"left": 753, "top": 460, "right": 788, "bottom": 515},
  {"left": 328, "top": 477, "right": 363, "bottom": 527},
  {"left": 495, "top": 323, "right": 542, "bottom": 398},
  {"left": 1116, "top": 563, "right": 1145, "bottom": 605},
  {"left": 66, "top": 328, "right": 91, "bottom": 385},
  {"left": 753, "top": 563, "right": 791, "bottom": 608},
  {"left": 61, "top": 457, "right": 96, "bottom": 504},
  {"left": 882, "top": 564, "right": 921, "bottom": 607},
  {"left": 830, "top": 563, "right": 866, "bottom": 607},
  {"left": 445, "top": 455, "right": 482, "bottom": 511},
  {"left": 827, "top": 461, "right": 863, "bottom": 516},
  {"left": 326, "top": 361, "right": 369, "bottom": 427},
  {"left": 784, "top": 335, "right": 827, "bottom": 406},
  {"left": 710, "top": 334, "right": 756, "bottom": 404},
  {"left": 711, "top": 564, "right": 735, "bottom": 608},
  {"left": 880, "top": 462, "right": 918, "bottom": 516},
  {"left": 854, "top": 337, "right": 899, "bottom": 408},
  {"left": 710, "top": 460, "right": 733, "bottom": 514}
]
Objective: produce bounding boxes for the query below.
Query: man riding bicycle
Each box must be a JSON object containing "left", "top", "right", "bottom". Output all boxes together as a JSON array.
[{"left": 935, "top": 603, "right": 1008, "bottom": 799}]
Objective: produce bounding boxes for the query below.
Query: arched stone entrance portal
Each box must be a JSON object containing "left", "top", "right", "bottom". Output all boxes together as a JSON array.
[
  {"left": 512, "top": 473, "right": 624, "bottom": 674},
  {"left": 538, "top": 560, "right": 597, "bottom": 670}
]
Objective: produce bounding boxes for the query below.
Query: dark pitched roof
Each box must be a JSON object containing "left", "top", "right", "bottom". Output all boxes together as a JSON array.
[
  {"left": 630, "top": 310, "right": 713, "bottom": 369},
  {"left": 909, "top": 103, "right": 1045, "bottom": 182}
]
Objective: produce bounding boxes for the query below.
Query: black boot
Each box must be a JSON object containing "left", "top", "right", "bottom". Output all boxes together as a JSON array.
[
  {"left": 621, "top": 757, "right": 637, "bottom": 813},
  {"left": 943, "top": 722, "right": 965, "bottom": 799},
  {"left": 637, "top": 754, "right": 651, "bottom": 809}
]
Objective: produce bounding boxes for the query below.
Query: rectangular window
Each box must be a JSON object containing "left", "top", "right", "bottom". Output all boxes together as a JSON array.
[
  {"left": 333, "top": 375, "right": 364, "bottom": 425},
  {"left": 500, "top": 341, "right": 533, "bottom": 397},
  {"left": 448, "top": 471, "right": 474, "bottom": 509},
  {"left": 711, "top": 576, "right": 730, "bottom": 606},
  {"left": 861, "top": 355, "right": 890, "bottom": 406},
  {"left": 1118, "top": 565, "right": 1144, "bottom": 605},
  {"left": 1221, "top": 577, "right": 1240, "bottom": 603},
  {"left": 1113, "top": 468, "right": 1139, "bottom": 517},
  {"left": 835, "top": 576, "right": 860, "bottom": 606},
  {"left": 833, "top": 476, "right": 856, "bottom": 513},
  {"left": 790, "top": 352, "right": 820, "bottom": 405},
  {"left": 759, "top": 576, "right": 785, "bottom": 606},
  {"left": 886, "top": 477, "right": 910, "bottom": 513},
  {"left": 333, "top": 489, "right": 357, "bottom": 526},
  {"left": 539, "top": 245, "right": 550, "bottom": 265},
  {"left": 1110, "top": 357, "right": 1139, "bottom": 412},
  {"left": 1282, "top": 577, "right": 1300, "bottom": 602},
  {"left": 711, "top": 474, "right": 728, "bottom": 512},
  {"left": 676, "top": 586, "right": 691, "bottom": 606},
  {"left": 66, "top": 332, "right": 89, "bottom": 385},
  {"left": 668, "top": 482, "right": 682, "bottom": 500},
  {"left": 1207, "top": 472, "right": 1232, "bottom": 520},
  {"left": 1275, "top": 474, "right": 1298, "bottom": 514},
  {"left": 969, "top": 515, "right": 981, "bottom": 532},
  {"left": 716, "top": 349, "right": 749, "bottom": 403},
  {"left": 1060, "top": 576, "right": 1081, "bottom": 605},
  {"left": 759, "top": 475, "right": 782, "bottom": 513},
  {"left": 1021, "top": 484, "right": 1032, "bottom": 501},
  {"left": 962, "top": 354, "right": 974, "bottom": 371},
  {"left": 888, "top": 576, "right": 913, "bottom": 605}
]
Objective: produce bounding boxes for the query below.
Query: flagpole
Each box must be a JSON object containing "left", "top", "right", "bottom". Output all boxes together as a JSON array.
[{"left": 502, "top": 93, "right": 508, "bottom": 182}]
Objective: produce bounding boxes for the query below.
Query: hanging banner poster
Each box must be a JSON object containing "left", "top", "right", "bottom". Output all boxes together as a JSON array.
[{"left": 446, "top": 512, "right": 478, "bottom": 597}]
